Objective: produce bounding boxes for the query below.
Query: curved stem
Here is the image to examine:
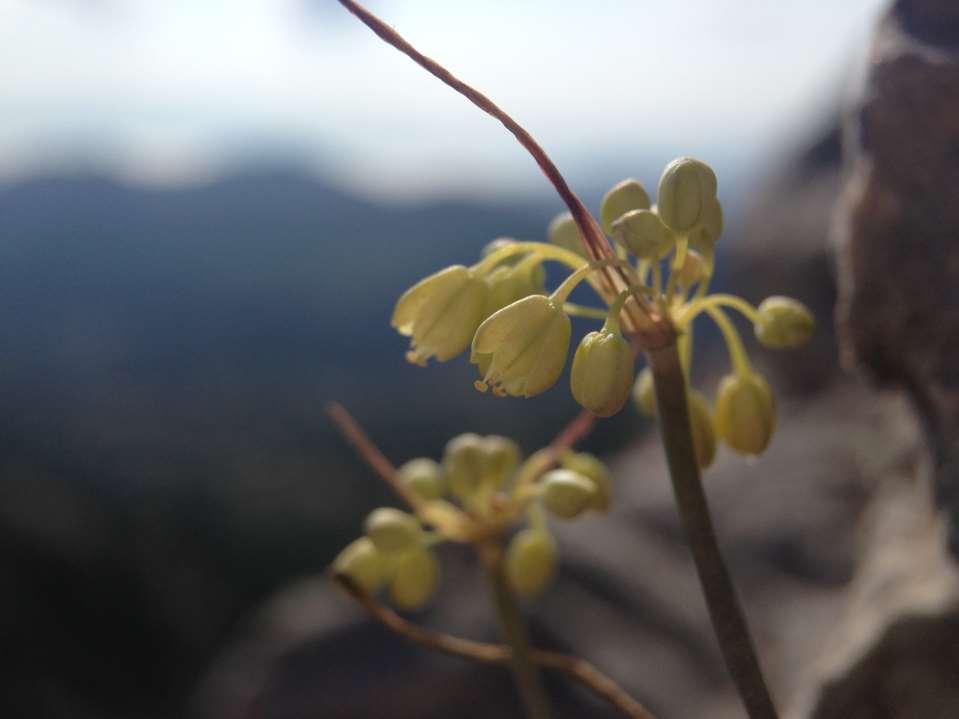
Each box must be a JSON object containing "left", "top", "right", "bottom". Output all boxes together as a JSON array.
[
  {"left": 704, "top": 306, "right": 754, "bottom": 377},
  {"left": 479, "top": 542, "right": 552, "bottom": 719},
  {"left": 677, "top": 293, "right": 760, "bottom": 327},
  {"left": 646, "top": 344, "right": 778, "bottom": 719},
  {"left": 474, "top": 240, "right": 588, "bottom": 275},
  {"left": 333, "top": 572, "right": 657, "bottom": 719},
  {"left": 563, "top": 302, "right": 609, "bottom": 320}
]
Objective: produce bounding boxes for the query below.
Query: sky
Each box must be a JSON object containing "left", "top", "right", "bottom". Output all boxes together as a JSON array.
[{"left": 0, "top": 0, "right": 887, "bottom": 201}]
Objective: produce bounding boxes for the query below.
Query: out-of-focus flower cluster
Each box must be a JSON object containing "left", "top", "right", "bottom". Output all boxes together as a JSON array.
[{"left": 334, "top": 434, "right": 612, "bottom": 609}]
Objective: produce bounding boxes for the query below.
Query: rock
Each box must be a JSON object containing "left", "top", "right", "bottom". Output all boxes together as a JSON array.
[{"left": 832, "top": 0, "right": 959, "bottom": 557}]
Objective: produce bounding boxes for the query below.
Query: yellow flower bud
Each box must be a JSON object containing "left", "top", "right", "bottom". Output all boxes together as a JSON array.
[
  {"left": 547, "top": 212, "right": 588, "bottom": 258},
  {"left": 687, "top": 389, "right": 717, "bottom": 469},
  {"left": 570, "top": 328, "right": 635, "bottom": 418},
  {"left": 540, "top": 469, "right": 597, "bottom": 519},
  {"left": 506, "top": 528, "right": 556, "bottom": 597},
  {"left": 398, "top": 458, "right": 445, "bottom": 501},
  {"left": 600, "top": 179, "right": 651, "bottom": 236},
  {"left": 689, "top": 196, "right": 724, "bottom": 253},
  {"left": 333, "top": 537, "right": 387, "bottom": 594},
  {"left": 656, "top": 157, "right": 718, "bottom": 233},
  {"left": 561, "top": 452, "right": 612, "bottom": 512},
  {"left": 632, "top": 366, "right": 657, "bottom": 417},
  {"left": 389, "top": 548, "right": 439, "bottom": 610},
  {"left": 714, "top": 373, "right": 776, "bottom": 455},
  {"left": 443, "top": 433, "right": 487, "bottom": 501},
  {"left": 471, "top": 295, "right": 571, "bottom": 398},
  {"left": 754, "top": 296, "right": 815, "bottom": 349},
  {"left": 364, "top": 507, "right": 422, "bottom": 553},
  {"left": 482, "top": 435, "right": 521, "bottom": 488},
  {"left": 610, "top": 209, "right": 674, "bottom": 260},
  {"left": 392, "top": 265, "right": 488, "bottom": 366}
]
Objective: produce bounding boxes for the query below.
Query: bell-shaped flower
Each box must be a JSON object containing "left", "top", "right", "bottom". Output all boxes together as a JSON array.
[
  {"left": 392, "top": 265, "right": 488, "bottom": 366},
  {"left": 600, "top": 178, "right": 651, "bottom": 236},
  {"left": 754, "top": 296, "right": 815, "bottom": 349},
  {"left": 714, "top": 372, "right": 776, "bottom": 455},
  {"left": 540, "top": 469, "right": 597, "bottom": 519},
  {"left": 333, "top": 537, "right": 388, "bottom": 594},
  {"left": 506, "top": 528, "right": 556, "bottom": 597},
  {"left": 389, "top": 547, "right": 439, "bottom": 610},
  {"left": 611, "top": 209, "right": 674, "bottom": 260},
  {"left": 471, "top": 294, "right": 571, "bottom": 398},
  {"left": 570, "top": 328, "right": 635, "bottom": 418},
  {"left": 547, "top": 212, "right": 589, "bottom": 258},
  {"left": 657, "top": 157, "right": 718, "bottom": 234},
  {"left": 687, "top": 389, "right": 717, "bottom": 469}
]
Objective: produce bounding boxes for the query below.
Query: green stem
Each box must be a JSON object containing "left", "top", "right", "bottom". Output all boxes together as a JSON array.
[
  {"left": 646, "top": 343, "right": 778, "bottom": 719},
  {"left": 480, "top": 542, "right": 552, "bottom": 719}
]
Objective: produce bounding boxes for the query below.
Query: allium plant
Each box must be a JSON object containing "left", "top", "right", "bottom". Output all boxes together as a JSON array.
[{"left": 330, "top": 3, "right": 813, "bottom": 719}]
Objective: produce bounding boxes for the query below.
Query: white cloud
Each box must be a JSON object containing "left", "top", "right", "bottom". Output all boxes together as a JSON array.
[{"left": 0, "top": 0, "right": 886, "bottom": 198}]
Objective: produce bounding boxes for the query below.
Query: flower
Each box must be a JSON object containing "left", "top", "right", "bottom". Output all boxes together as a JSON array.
[
  {"left": 506, "top": 528, "right": 556, "bottom": 596},
  {"left": 540, "top": 469, "right": 597, "bottom": 519},
  {"left": 570, "top": 326, "right": 635, "bottom": 417},
  {"left": 714, "top": 373, "right": 776, "bottom": 455},
  {"left": 600, "top": 178, "right": 651, "bottom": 236},
  {"left": 471, "top": 294, "right": 571, "bottom": 398},
  {"left": 392, "top": 265, "right": 488, "bottom": 366},
  {"left": 754, "top": 296, "right": 815, "bottom": 349},
  {"left": 657, "top": 157, "right": 718, "bottom": 233}
]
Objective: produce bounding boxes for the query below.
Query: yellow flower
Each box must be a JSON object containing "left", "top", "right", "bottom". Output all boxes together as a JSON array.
[
  {"left": 392, "top": 265, "right": 488, "bottom": 366},
  {"left": 714, "top": 373, "right": 776, "bottom": 455},
  {"left": 471, "top": 295, "right": 571, "bottom": 398},
  {"left": 570, "top": 327, "right": 635, "bottom": 417},
  {"left": 754, "top": 296, "right": 814, "bottom": 349}
]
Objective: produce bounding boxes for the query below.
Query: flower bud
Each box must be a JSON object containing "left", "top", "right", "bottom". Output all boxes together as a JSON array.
[
  {"left": 561, "top": 452, "right": 612, "bottom": 512},
  {"left": 333, "top": 537, "right": 387, "bottom": 594},
  {"left": 687, "top": 389, "right": 717, "bottom": 469},
  {"left": 570, "top": 328, "right": 635, "bottom": 418},
  {"left": 610, "top": 209, "right": 674, "bottom": 260},
  {"left": 472, "top": 295, "right": 571, "bottom": 398},
  {"left": 689, "top": 197, "right": 723, "bottom": 253},
  {"left": 364, "top": 508, "right": 422, "bottom": 553},
  {"left": 632, "top": 366, "right": 657, "bottom": 417},
  {"left": 398, "top": 458, "right": 445, "bottom": 501},
  {"left": 392, "top": 265, "right": 488, "bottom": 365},
  {"left": 754, "top": 296, "right": 815, "bottom": 349},
  {"left": 656, "top": 157, "right": 717, "bottom": 233},
  {"left": 714, "top": 373, "right": 776, "bottom": 455},
  {"left": 600, "top": 179, "right": 651, "bottom": 236},
  {"left": 482, "top": 435, "right": 521, "bottom": 488},
  {"left": 389, "top": 548, "right": 439, "bottom": 610},
  {"left": 443, "top": 433, "right": 486, "bottom": 500},
  {"left": 506, "top": 529, "right": 556, "bottom": 597},
  {"left": 540, "top": 469, "right": 597, "bottom": 519},
  {"left": 547, "top": 212, "right": 588, "bottom": 258}
]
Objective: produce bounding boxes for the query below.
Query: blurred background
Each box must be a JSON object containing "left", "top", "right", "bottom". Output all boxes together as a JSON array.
[{"left": 0, "top": 1, "right": 893, "bottom": 717}]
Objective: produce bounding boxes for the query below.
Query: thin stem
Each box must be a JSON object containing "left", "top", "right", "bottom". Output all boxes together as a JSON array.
[
  {"left": 704, "top": 306, "right": 754, "bottom": 377},
  {"left": 479, "top": 541, "right": 552, "bottom": 719},
  {"left": 563, "top": 302, "right": 609, "bottom": 320},
  {"left": 474, "top": 240, "right": 587, "bottom": 275},
  {"left": 326, "top": 402, "right": 421, "bottom": 511},
  {"left": 332, "top": 573, "right": 658, "bottom": 719},
  {"left": 677, "top": 293, "right": 760, "bottom": 327},
  {"left": 337, "top": 0, "right": 663, "bottom": 341},
  {"left": 646, "top": 344, "right": 778, "bottom": 719}
]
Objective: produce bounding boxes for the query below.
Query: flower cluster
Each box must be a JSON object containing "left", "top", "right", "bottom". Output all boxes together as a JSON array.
[
  {"left": 392, "top": 158, "right": 814, "bottom": 459},
  {"left": 334, "top": 434, "right": 612, "bottom": 607}
]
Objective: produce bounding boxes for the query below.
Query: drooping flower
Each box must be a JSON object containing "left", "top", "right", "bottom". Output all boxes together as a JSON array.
[
  {"left": 391, "top": 265, "right": 488, "bottom": 366},
  {"left": 714, "top": 373, "right": 776, "bottom": 455},
  {"left": 471, "top": 295, "right": 571, "bottom": 398}
]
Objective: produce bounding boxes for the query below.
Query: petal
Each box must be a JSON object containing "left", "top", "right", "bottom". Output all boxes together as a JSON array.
[
  {"left": 471, "top": 295, "right": 552, "bottom": 355},
  {"left": 523, "top": 311, "right": 571, "bottom": 397},
  {"left": 391, "top": 265, "right": 469, "bottom": 335}
]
